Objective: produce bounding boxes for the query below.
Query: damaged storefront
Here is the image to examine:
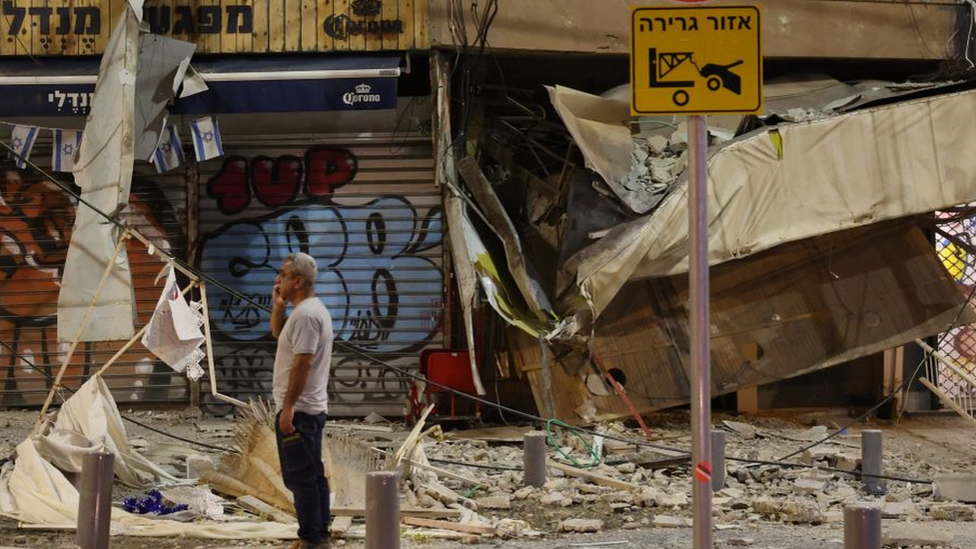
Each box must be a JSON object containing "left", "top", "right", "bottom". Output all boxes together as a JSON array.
[
  {"left": 436, "top": 49, "right": 976, "bottom": 424},
  {"left": 0, "top": 0, "right": 439, "bottom": 417}
]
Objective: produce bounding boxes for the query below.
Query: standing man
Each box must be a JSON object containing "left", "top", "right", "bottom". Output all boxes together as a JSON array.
[{"left": 271, "top": 252, "right": 334, "bottom": 549}]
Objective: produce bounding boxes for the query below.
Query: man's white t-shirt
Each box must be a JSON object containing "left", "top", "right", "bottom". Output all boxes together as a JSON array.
[{"left": 273, "top": 297, "right": 334, "bottom": 415}]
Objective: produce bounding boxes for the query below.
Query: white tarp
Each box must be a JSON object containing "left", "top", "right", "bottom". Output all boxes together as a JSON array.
[
  {"left": 0, "top": 375, "right": 297, "bottom": 539},
  {"left": 573, "top": 88, "right": 976, "bottom": 318},
  {"left": 57, "top": 3, "right": 141, "bottom": 342},
  {"left": 34, "top": 376, "right": 176, "bottom": 486}
]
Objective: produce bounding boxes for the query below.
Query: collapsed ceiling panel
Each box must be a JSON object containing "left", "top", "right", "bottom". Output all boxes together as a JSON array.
[{"left": 516, "top": 221, "right": 973, "bottom": 423}]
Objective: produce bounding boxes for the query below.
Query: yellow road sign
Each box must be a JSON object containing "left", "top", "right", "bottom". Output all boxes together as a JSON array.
[{"left": 631, "top": 5, "right": 762, "bottom": 115}]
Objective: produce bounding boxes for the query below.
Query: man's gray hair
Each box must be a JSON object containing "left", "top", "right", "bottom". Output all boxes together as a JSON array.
[{"left": 285, "top": 252, "right": 318, "bottom": 287}]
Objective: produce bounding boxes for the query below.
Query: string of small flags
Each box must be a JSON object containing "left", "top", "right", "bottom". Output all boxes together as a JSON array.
[{"left": 1, "top": 116, "right": 225, "bottom": 174}]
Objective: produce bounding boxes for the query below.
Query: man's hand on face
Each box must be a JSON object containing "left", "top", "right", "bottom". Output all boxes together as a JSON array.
[
  {"left": 272, "top": 282, "right": 286, "bottom": 308},
  {"left": 279, "top": 406, "right": 296, "bottom": 435}
]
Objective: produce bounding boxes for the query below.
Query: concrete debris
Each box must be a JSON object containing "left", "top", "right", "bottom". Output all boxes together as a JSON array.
[
  {"left": 881, "top": 500, "right": 920, "bottom": 518},
  {"left": 751, "top": 498, "right": 825, "bottom": 523},
  {"left": 723, "top": 421, "right": 759, "bottom": 439},
  {"left": 476, "top": 495, "right": 512, "bottom": 510},
  {"left": 933, "top": 474, "right": 976, "bottom": 503},
  {"left": 884, "top": 521, "right": 954, "bottom": 547},
  {"left": 929, "top": 503, "right": 975, "bottom": 521},
  {"left": 559, "top": 518, "right": 604, "bottom": 533},
  {"left": 651, "top": 514, "right": 691, "bottom": 528}
]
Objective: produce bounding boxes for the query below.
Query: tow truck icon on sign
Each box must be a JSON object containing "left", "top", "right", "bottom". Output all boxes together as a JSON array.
[{"left": 648, "top": 48, "right": 744, "bottom": 107}]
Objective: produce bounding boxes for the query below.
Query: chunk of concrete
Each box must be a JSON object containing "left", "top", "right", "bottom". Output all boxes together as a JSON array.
[
  {"left": 881, "top": 500, "right": 919, "bottom": 518},
  {"left": 475, "top": 495, "right": 511, "bottom": 510},
  {"left": 560, "top": 518, "right": 603, "bottom": 533},
  {"left": 929, "top": 503, "right": 975, "bottom": 521},
  {"left": 652, "top": 514, "right": 691, "bottom": 528},
  {"left": 933, "top": 474, "right": 976, "bottom": 503},
  {"left": 751, "top": 498, "right": 824, "bottom": 523},
  {"left": 540, "top": 492, "right": 573, "bottom": 507},
  {"left": 883, "top": 521, "right": 953, "bottom": 547}
]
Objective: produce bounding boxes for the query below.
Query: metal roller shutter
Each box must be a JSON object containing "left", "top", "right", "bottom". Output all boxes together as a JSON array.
[
  {"left": 195, "top": 132, "right": 444, "bottom": 417},
  {"left": 0, "top": 136, "right": 189, "bottom": 408}
]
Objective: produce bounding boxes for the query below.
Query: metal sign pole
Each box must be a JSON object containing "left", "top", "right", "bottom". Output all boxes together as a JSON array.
[{"left": 688, "top": 113, "right": 712, "bottom": 549}]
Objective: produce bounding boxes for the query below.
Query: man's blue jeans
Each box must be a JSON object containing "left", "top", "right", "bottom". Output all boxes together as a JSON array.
[{"left": 276, "top": 411, "right": 330, "bottom": 545}]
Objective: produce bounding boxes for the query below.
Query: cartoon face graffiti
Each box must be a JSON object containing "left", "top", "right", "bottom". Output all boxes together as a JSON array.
[{"left": 198, "top": 196, "right": 444, "bottom": 353}]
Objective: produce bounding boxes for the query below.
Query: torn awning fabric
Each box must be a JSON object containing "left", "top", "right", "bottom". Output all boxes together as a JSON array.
[{"left": 570, "top": 87, "right": 976, "bottom": 320}]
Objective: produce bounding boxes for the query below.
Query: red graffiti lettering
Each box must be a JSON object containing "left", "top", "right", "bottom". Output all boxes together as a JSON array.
[
  {"left": 305, "top": 148, "right": 357, "bottom": 199},
  {"left": 207, "top": 157, "right": 251, "bottom": 215},
  {"left": 252, "top": 155, "right": 303, "bottom": 208}
]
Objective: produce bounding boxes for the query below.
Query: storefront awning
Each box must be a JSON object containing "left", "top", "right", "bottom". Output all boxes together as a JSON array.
[{"left": 0, "top": 54, "right": 401, "bottom": 117}]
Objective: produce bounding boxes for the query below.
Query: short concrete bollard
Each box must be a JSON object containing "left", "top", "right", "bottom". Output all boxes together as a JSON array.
[
  {"left": 844, "top": 505, "right": 882, "bottom": 549},
  {"left": 366, "top": 471, "right": 400, "bottom": 549},
  {"left": 523, "top": 431, "right": 548, "bottom": 488},
  {"left": 710, "top": 429, "right": 726, "bottom": 492},
  {"left": 861, "top": 429, "right": 885, "bottom": 495},
  {"left": 77, "top": 451, "right": 115, "bottom": 549}
]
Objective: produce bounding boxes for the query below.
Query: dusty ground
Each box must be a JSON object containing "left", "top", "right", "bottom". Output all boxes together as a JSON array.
[{"left": 0, "top": 408, "right": 974, "bottom": 548}]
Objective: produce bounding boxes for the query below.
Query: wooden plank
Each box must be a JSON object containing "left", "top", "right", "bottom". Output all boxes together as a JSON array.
[
  {"left": 332, "top": 507, "right": 463, "bottom": 519},
  {"left": 236, "top": 495, "right": 297, "bottom": 523},
  {"left": 0, "top": 0, "right": 13, "bottom": 56},
  {"left": 282, "top": 0, "right": 300, "bottom": 51},
  {"left": 401, "top": 517, "right": 496, "bottom": 536},
  {"left": 51, "top": 2, "right": 71, "bottom": 55},
  {"left": 300, "top": 0, "right": 316, "bottom": 51},
  {"left": 267, "top": 0, "right": 285, "bottom": 51},
  {"left": 883, "top": 346, "right": 905, "bottom": 418},
  {"left": 235, "top": 0, "right": 253, "bottom": 52},
  {"left": 221, "top": 0, "right": 239, "bottom": 54},
  {"left": 201, "top": 0, "right": 221, "bottom": 53},
  {"left": 28, "top": 0, "right": 45, "bottom": 55},
  {"left": 380, "top": 0, "right": 399, "bottom": 50},
  {"left": 413, "top": 0, "right": 428, "bottom": 49},
  {"left": 330, "top": 516, "right": 354, "bottom": 537},
  {"left": 548, "top": 461, "right": 642, "bottom": 492},
  {"left": 919, "top": 378, "right": 976, "bottom": 427},
  {"left": 737, "top": 386, "right": 760, "bottom": 414},
  {"left": 88, "top": 0, "right": 110, "bottom": 54},
  {"left": 331, "top": 0, "right": 349, "bottom": 51},
  {"left": 250, "top": 0, "right": 268, "bottom": 51},
  {"left": 315, "top": 0, "right": 333, "bottom": 51}
]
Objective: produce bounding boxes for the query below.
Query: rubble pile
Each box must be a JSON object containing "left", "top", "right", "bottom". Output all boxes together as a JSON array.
[{"left": 332, "top": 415, "right": 975, "bottom": 544}]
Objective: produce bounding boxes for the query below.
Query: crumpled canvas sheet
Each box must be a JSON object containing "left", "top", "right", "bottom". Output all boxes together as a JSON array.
[
  {"left": 574, "top": 88, "right": 976, "bottom": 319},
  {"left": 34, "top": 376, "right": 176, "bottom": 486},
  {"left": 0, "top": 377, "right": 297, "bottom": 539}
]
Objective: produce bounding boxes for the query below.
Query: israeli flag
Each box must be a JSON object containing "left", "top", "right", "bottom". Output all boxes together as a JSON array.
[
  {"left": 9, "top": 125, "right": 38, "bottom": 169},
  {"left": 190, "top": 116, "right": 224, "bottom": 162},
  {"left": 51, "top": 130, "right": 83, "bottom": 173},
  {"left": 152, "top": 126, "right": 185, "bottom": 173}
]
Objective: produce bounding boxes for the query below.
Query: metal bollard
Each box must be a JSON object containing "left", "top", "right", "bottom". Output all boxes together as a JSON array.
[
  {"left": 844, "top": 505, "right": 882, "bottom": 549},
  {"left": 861, "top": 429, "right": 885, "bottom": 495},
  {"left": 523, "top": 431, "right": 548, "bottom": 488},
  {"left": 711, "top": 429, "right": 726, "bottom": 493},
  {"left": 366, "top": 471, "right": 400, "bottom": 549},
  {"left": 77, "top": 451, "right": 115, "bottom": 549}
]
